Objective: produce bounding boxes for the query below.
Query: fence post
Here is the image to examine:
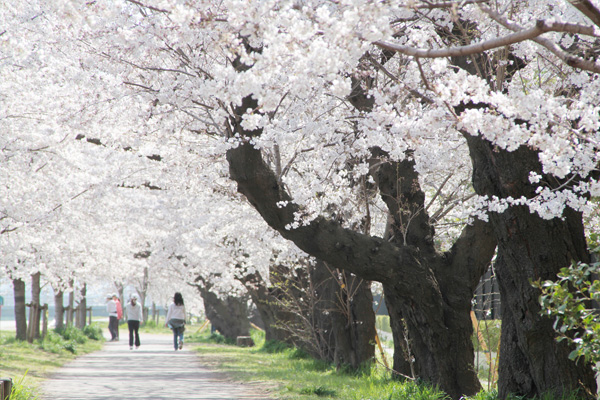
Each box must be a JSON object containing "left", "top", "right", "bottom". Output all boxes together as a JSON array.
[
  {"left": 0, "top": 377, "right": 12, "bottom": 400},
  {"left": 41, "top": 304, "right": 48, "bottom": 339}
]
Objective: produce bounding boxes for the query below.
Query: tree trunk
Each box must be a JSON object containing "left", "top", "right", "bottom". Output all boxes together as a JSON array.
[
  {"left": 225, "top": 93, "right": 497, "bottom": 398},
  {"left": 13, "top": 278, "right": 27, "bottom": 341},
  {"left": 313, "top": 262, "right": 376, "bottom": 369},
  {"left": 196, "top": 282, "right": 251, "bottom": 341},
  {"left": 67, "top": 283, "right": 75, "bottom": 327},
  {"left": 76, "top": 283, "right": 87, "bottom": 330},
  {"left": 28, "top": 272, "right": 41, "bottom": 342},
  {"left": 465, "top": 134, "right": 597, "bottom": 398},
  {"left": 236, "top": 267, "right": 295, "bottom": 344},
  {"left": 54, "top": 290, "right": 64, "bottom": 331}
]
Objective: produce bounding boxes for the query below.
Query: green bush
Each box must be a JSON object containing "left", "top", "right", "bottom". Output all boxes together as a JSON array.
[
  {"left": 55, "top": 325, "right": 88, "bottom": 344},
  {"left": 535, "top": 261, "right": 600, "bottom": 371},
  {"left": 82, "top": 323, "right": 104, "bottom": 341},
  {"left": 39, "top": 331, "right": 71, "bottom": 354}
]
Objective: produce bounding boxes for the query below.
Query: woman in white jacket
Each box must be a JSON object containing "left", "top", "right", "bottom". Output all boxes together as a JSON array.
[
  {"left": 125, "top": 294, "right": 144, "bottom": 350},
  {"left": 165, "top": 292, "right": 186, "bottom": 350}
]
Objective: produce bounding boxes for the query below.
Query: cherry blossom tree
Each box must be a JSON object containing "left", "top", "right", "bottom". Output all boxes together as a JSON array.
[{"left": 2, "top": 0, "right": 600, "bottom": 399}]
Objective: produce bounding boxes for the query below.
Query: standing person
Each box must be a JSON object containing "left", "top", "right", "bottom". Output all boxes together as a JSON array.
[
  {"left": 106, "top": 294, "right": 118, "bottom": 341},
  {"left": 125, "top": 294, "right": 143, "bottom": 350},
  {"left": 165, "top": 292, "right": 186, "bottom": 351},
  {"left": 114, "top": 294, "right": 123, "bottom": 340}
]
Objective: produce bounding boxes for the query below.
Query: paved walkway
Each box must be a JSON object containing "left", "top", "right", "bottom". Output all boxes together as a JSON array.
[{"left": 41, "top": 334, "right": 275, "bottom": 400}]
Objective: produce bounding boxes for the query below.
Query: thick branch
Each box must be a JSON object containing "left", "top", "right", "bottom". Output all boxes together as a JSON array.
[
  {"left": 374, "top": 18, "right": 600, "bottom": 73},
  {"left": 226, "top": 138, "right": 424, "bottom": 285},
  {"left": 401, "top": 0, "right": 490, "bottom": 9},
  {"left": 446, "top": 218, "right": 497, "bottom": 291},
  {"left": 479, "top": 5, "right": 600, "bottom": 73},
  {"left": 569, "top": 0, "right": 600, "bottom": 28}
]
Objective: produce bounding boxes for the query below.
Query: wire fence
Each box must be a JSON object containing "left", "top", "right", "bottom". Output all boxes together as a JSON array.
[{"left": 473, "top": 268, "right": 501, "bottom": 320}]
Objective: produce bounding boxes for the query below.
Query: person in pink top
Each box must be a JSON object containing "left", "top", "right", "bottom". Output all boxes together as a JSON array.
[{"left": 113, "top": 294, "right": 123, "bottom": 340}]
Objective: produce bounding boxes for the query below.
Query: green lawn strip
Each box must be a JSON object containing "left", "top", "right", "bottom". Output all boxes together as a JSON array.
[
  {"left": 188, "top": 332, "right": 449, "bottom": 400},
  {"left": 0, "top": 326, "right": 103, "bottom": 395}
]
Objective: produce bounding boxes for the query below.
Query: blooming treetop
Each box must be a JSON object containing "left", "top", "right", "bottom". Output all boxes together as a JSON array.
[{"left": 2, "top": 0, "right": 599, "bottom": 290}]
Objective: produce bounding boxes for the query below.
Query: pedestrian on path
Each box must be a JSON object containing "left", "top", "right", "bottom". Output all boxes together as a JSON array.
[
  {"left": 114, "top": 294, "right": 123, "bottom": 340},
  {"left": 165, "top": 292, "right": 186, "bottom": 351},
  {"left": 106, "top": 294, "right": 119, "bottom": 341},
  {"left": 126, "top": 293, "right": 143, "bottom": 350}
]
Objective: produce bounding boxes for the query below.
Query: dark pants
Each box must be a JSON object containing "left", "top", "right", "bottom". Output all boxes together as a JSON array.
[
  {"left": 128, "top": 320, "right": 141, "bottom": 347},
  {"left": 108, "top": 316, "right": 119, "bottom": 340},
  {"left": 172, "top": 326, "right": 184, "bottom": 350}
]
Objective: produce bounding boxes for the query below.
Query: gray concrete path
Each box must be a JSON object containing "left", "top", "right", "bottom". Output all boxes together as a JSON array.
[{"left": 41, "top": 334, "right": 275, "bottom": 400}]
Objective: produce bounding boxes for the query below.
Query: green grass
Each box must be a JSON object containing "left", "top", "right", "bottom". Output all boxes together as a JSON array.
[
  {"left": 0, "top": 324, "right": 104, "bottom": 398},
  {"left": 187, "top": 327, "right": 584, "bottom": 400},
  {"left": 188, "top": 328, "right": 450, "bottom": 400}
]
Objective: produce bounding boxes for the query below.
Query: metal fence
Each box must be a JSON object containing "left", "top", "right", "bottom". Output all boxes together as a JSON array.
[{"left": 473, "top": 268, "right": 501, "bottom": 320}]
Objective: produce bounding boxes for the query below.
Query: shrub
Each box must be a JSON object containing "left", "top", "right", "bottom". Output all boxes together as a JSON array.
[
  {"left": 55, "top": 325, "right": 88, "bottom": 344},
  {"left": 535, "top": 261, "right": 600, "bottom": 372},
  {"left": 82, "top": 323, "right": 104, "bottom": 341}
]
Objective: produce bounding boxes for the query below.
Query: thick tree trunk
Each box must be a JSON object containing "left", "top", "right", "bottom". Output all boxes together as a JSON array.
[
  {"left": 13, "top": 278, "right": 27, "bottom": 341},
  {"left": 54, "top": 290, "right": 64, "bottom": 331},
  {"left": 225, "top": 94, "right": 497, "bottom": 398},
  {"left": 465, "top": 134, "right": 597, "bottom": 398},
  {"left": 197, "top": 284, "right": 251, "bottom": 341}
]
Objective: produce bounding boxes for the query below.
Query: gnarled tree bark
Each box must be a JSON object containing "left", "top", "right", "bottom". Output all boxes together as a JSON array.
[
  {"left": 464, "top": 134, "right": 597, "bottom": 399},
  {"left": 225, "top": 92, "right": 497, "bottom": 398},
  {"left": 194, "top": 277, "right": 251, "bottom": 342}
]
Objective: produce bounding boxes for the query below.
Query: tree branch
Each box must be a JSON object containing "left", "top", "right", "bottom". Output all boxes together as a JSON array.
[
  {"left": 125, "top": 0, "right": 170, "bottom": 13},
  {"left": 403, "top": 0, "right": 490, "bottom": 9},
  {"left": 479, "top": 5, "right": 600, "bottom": 74},
  {"left": 569, "top": 0, "right": 600, "bottom": 28},
  {"left": 374, "top": 17, "right": 600, "bottom": 73}
]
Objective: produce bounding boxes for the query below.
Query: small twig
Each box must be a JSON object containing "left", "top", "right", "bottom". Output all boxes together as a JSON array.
[
  {"left": 123, "top": 81, "right": 158, "bottom": 92},
  {"left": 125, "top": 0, "right": 170, "bottom": 13},
  {"left": 415, "top": 57, "right": 433, "bottom": 91},
  {"left": 374, "top": 358, "right": 416, "bottom": 381}
]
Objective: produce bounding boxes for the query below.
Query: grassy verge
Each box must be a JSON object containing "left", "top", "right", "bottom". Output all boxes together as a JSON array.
[
  {"left": 0, "top": 324, "right": 104, "bottom": 399},
  {"left": 186, "top": 329, "right": 447, "bottom": 400},
  {"left": 185, "top": 328, "right": 584, "bottom": 400}
]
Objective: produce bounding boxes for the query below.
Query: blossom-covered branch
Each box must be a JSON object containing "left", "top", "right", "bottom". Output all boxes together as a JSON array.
[{"left": 374, "top": 16, "right": 600, "bottom": 73}]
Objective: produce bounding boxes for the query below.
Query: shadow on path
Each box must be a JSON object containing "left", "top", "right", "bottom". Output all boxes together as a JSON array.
[{"left": 41, "top": 334, "right": 274, "bottom": 400}]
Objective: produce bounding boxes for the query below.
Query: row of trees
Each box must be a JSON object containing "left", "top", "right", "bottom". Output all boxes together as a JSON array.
[{"left": 2, "top": 1, "right": 599, "bottom": 399}]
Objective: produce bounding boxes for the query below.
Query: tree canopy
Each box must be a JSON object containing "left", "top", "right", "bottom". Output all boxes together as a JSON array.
[{"left": 1, "top": 1, "right": 599, "bottom": 398}]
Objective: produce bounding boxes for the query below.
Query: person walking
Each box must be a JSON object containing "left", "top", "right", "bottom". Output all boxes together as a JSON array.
[
  {"left": 114, "top": 294, "right": 123, "bottom": 340},
  {"left": 165, "top": 292, "right": 186, "bottom": 351},
  {"left": 106, "top": 294, "right": 118, "bottom": 341},
  {"left": 125, "top": 294, "right": 143, "bottom": 350}
]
